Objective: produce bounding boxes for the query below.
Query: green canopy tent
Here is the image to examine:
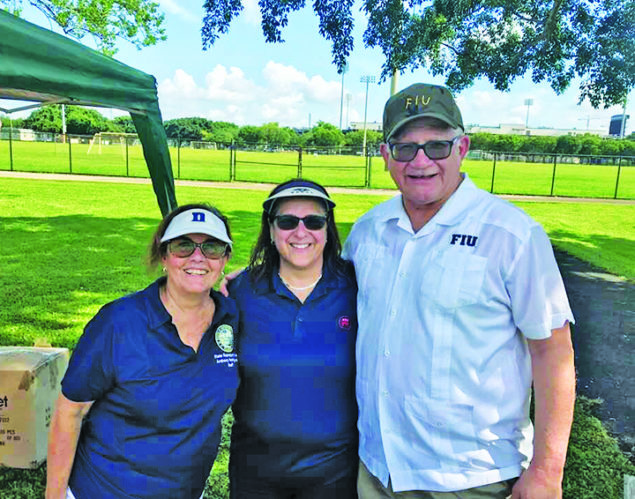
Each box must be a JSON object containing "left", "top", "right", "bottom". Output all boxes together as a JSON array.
[{"left": 0, "top": 10, "right": 177, "bottom": 215}]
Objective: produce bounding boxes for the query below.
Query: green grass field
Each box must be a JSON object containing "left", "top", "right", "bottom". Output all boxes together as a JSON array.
[
  {"left": 0, "top": 177, "right": 633, "bottom": 497},
  {"left": 1, "top": 139, "right": 634, "bottom": 199}
]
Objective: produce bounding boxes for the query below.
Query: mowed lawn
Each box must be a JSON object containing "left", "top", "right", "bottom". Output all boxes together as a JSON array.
[
  {"left": 1, "top": 140, "right": 634, "bottom": 199},
  {"left": 1, "top": 175, "right": 633, "bottom": 349},
  {"left": 0, "top": 177, "right": 634, "bottom": 498}
]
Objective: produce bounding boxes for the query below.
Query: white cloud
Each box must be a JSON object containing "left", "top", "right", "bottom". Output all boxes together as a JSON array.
[
  {"left": 159, "top": 0, "right": 198, "bottom": 22},
  {"left": 157, "top": 62, "right": 344, "bottom": 127},
  {"left": 242, "top": 0, "right": 262, "bottom": 26},
  {"left": 262, "top": 61, "right": 340, "bottom": 104}
]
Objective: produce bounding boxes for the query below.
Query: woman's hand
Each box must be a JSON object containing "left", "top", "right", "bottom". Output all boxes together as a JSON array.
[{"left": 218, "top": 267, "right": 245, "bottom": 297}]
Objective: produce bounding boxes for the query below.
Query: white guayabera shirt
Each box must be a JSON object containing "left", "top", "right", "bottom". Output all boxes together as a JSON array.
[{"left": 343, "top": 175, "right": 574, "bottom": 492}]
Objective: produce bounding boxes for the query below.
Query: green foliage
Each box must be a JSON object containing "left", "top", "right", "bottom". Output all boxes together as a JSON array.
[
  {"left": 301, "top": 121, "right": 344, "bottom": 146},
  {"left": 200, "top": 0, "right": 635, "bottom": 108},
  {"left": 1, "top": 116, "right": 24, "bottom": 128},
  {"left": 22, "top": 105, "right": 115, "bottom": 135},
  {"left": 203, "top": 121, "right": 240, "bottom": 144},
  {"left": 112, "top": 116, "right": 136, "bottom": 133},
  {"left": 66, "top": 107, "right": 117, "bottom": 135},
  {"left": 258, "top": 122, "right": 299, "bottom": 146},
  {"left": 22, "top": 105, "right": 62, "bottom": 133},
  {"left": 563, "top": 397, "right": 635, "bottom": 499},
  {"left": 2, "top": 0, "right": 166, "bottom": 55},
  {"left": 470, "top": 132, "right": 634, "bottom": 157},
  {"left": 556, "top": 135, "right": 584, "bottom": 155},
  {"left": 344, "top": 129, "right": 382, "bottom": 147},
  {"left": 163, "top": 117, "right": 209, "bottom": 141}
]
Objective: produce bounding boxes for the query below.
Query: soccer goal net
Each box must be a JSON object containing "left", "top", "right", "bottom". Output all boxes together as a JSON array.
[{"left": 87, "top": 132, "right": 138, "bottom": 154}]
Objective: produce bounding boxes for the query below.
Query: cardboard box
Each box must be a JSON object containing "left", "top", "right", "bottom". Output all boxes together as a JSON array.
[{"left": 0, "top": 347, "right": 69, "bottom": 468}]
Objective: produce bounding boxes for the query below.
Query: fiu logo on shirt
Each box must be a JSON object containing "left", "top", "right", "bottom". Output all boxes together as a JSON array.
[
  {"left": 192, "top": 211, "right": 206, "bottom": 222},
  {"left": 450, "top": 234, "right": 478, "bottom": 247},
  {"left": 215, "top": 324, "right": 234, "bottom": 352}
]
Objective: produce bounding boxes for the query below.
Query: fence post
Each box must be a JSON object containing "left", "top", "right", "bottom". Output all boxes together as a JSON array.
[
  {"left": 550, "top": 154, "right": 557, "bottom": 196},
  {"left": 490, "top": 153, "right": 497, "bottom": 193},
  {"left": 68, "top": 134, "right": 73, "bottom": 174},
  {"left": 614, "top": 156, "right": 622, "bottom": 200},
  {"left": 366, "top": 152, "right": 372, "bottom": 188},
  {"left": 298, "top": 147, "right": 303, "bottom": 178},
  {"left": 176, "top": 138, "right": 181, "bottom": 179},
  {"left": 230, "top": 141, "right": 236, "bottom": 181},
  {"left": 232, "top": 143, "right": 237, "bottom": 181},
  {"left": 125, "top": 138, "right": 129, "bottom": 177},
  {"left": 8, "top": 126, "right": 14, "bottom": 171}
]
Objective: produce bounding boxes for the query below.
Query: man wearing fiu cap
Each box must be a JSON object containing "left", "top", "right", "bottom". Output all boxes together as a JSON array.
[{"left": 343, "top": 84, "right": 575, "bottom": 498}]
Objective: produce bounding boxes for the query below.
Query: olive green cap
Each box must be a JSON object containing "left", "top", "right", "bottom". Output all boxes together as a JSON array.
[{"left": 383, "top": 83, "right": 464, "bottom": 142}]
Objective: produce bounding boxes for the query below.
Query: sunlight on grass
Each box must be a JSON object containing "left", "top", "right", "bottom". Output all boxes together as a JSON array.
[{"left": 0, "top": 176, "right": 633, "bottom": 498}]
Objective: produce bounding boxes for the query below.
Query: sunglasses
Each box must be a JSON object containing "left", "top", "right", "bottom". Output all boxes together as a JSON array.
[
  {"left": 389, "top": 136, "right": 462, "bottom": 162},
  {"left": 167, "top": 238, "right": 229, "bottom": 259},
  {"left": 272, "top": 214, "right": 328, "bottom": 231}
]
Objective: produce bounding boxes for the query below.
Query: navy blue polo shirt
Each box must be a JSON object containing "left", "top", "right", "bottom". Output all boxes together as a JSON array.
[
  {"left": 228, "top": 262, "right": 358, "bottom": 483},
  {"left": 62, "top": 278, "right": 239, "bottom": 499}
]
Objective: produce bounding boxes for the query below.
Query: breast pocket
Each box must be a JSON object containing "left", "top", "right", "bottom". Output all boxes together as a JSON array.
[
  {"left": 421, "top": 251, "right": 487, "bottom": 309},
  {"left": 353, "top": 243, "right": 387, "bottom": 297}
]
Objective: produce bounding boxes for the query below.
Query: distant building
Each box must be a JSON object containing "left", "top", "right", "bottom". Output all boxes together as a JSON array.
[
  {"left": 466, "top": 123, "right": 606, "bottom": 137},
  {"left": 349, "top": 121, "right": 382, "bottom": 132},
  {"left": 608, "top": 114, "right": 629, "bottom": 137}
]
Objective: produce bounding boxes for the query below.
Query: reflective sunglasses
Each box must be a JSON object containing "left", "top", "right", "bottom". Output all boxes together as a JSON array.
[
  {"left": 167, "top": 238, "right": 229, "bottom": 259},
  {"left": 389, "top": 136, "right": 462, "bottom": 162},
  {"left": 272, "top": 214, "right": 328, "bottom": 231}
]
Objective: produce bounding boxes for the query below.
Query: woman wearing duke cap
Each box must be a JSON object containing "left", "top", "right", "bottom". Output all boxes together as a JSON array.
[
  {"left": 228, "top": 179, "right": 358, "bottom": 498},
  {"left": 46, "top": 204, "right": 239, "bottom": 499}
]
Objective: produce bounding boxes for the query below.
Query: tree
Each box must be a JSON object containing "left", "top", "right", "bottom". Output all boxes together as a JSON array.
[
  {"left": 23, "top": 105, "right": 62, "bottom": 133},
  {"left": 112, "top": 116, "right": 136, "bottom": 133},
  {"left": 343, "top": 129, "right": 382, "bottom": 148},
  {"left": 258, "top": 122, "right": 299, "bottom": 146},
  {"left": 163, "top": 118, "right": 210, "bottom": 141},
  {"left": 301, "top": 121, "right": 345, "bottom": 147},
  {"left": 237, "top": 125, "right": 262, "bottom": 146},
  {"left": 201, "top": 0, "right": 635, "bottom": 108},
  {"left": 23, "top": 105, "right": 115, "bottom": 134},
  {"left": 556, "top": 135, "right": 582, "bottom": 155},
  {"left": 2, "top": 0, "right": 166, "bottom": 55},
  {"left": 204, "top": 121, "right": 240, "bottom": 144}
]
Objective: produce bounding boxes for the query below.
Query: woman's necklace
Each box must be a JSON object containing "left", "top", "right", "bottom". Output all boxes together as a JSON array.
[{"left": 278, "top": 272, "right": 322, "bottom": 291}]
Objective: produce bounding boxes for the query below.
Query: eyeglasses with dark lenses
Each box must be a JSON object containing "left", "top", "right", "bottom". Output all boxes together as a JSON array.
[
  {"left": 167, "top": 238, "right": 228, "bottom": 259},
  {"left": 389, "top": 136, "right": 462, "bottom": 162},
  {"left": 272, "top": 214, "right": 327, "bottom": 231}
]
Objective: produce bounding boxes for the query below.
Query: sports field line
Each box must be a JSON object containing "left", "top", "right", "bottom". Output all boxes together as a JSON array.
[{"left": 2, "top": 170, "right": 633, "bottom": 205}]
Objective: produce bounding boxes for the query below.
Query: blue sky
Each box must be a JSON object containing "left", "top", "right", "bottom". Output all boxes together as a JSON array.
[{"left": 3, "top": 0, "right": 633, "bottom": 134}]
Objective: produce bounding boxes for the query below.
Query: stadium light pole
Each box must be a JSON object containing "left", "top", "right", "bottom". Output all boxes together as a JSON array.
[
  {"left": 339, "top": 63, "right": 349, "bottom": 129},
  {"left": 345, "top": 93, "right": 352, "bottom": 129},
  {"left": 524, "top": 98, "right": 533, "bottom": 128},
  {"left": 620, "top": 98, "right": 628, "bottom": 138},
  {"left": 361, "top": 75, "right": 376, "bottom": 154}
]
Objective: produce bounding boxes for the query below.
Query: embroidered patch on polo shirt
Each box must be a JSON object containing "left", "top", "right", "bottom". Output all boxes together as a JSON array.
[{"left": 215, "top": 324, "right": 234, "bottom": 352}]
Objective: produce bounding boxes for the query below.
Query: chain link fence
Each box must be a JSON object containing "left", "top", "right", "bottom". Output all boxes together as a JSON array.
[{"left": 1, "top": 129, "right": 633, "bottom": 199}]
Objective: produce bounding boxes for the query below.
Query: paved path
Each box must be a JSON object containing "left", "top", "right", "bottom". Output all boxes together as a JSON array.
[
  {"left": 3, "top": 170, "right": 634, "bottom": 440},
  {"left": 557, "top": 251, "right": 635, "bottom": 438},
  {"left": 2, "top": 170, "right": 634, "bottom": 204}
]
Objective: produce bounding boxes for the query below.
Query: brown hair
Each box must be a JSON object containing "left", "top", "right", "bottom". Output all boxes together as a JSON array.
[{"left": 247, "top": 179, "right": 346, "bottom": 282}]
